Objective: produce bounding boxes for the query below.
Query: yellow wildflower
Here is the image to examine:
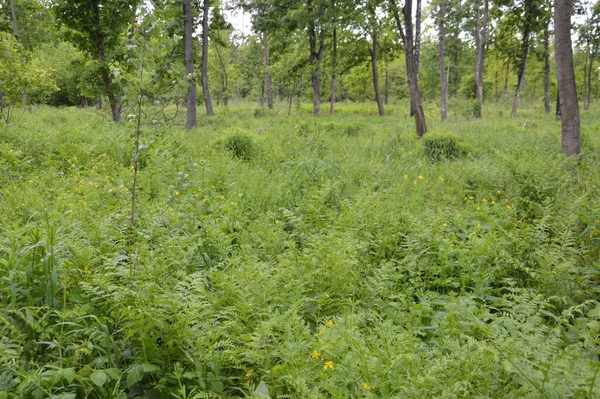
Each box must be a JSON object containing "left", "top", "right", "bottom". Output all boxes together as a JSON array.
[
  {"left": 506, "top": 205, "right": 512, "bottom": 209},
  {"left": 325, "top": 320, "right": 334, "bottom": 328},
  {"left": 230, "top": 201, "right": 236, "bottom": 206},
  {"left": 418, "top": 175, "right": 424, "bottom": 180},
  {"left": 323, "top": 361, "right": 334, "bottom": 370},
  {"left": 175, "top": 191, "right": 180, "bottom": 196},
  {"left": 442, "top": 223, "right": 448, "bottom": 227},
  {"left": 438, "top": 176, "right": 444, "bottom": 181},
  {"left": 407, "top": 354, "right": 413, "bottom": 361},
  {"left": 312, "top": 350, "right": 321, "bottom": 359},
  {"left": 219, "top": 195, "right": 225, "bottom": 200},
  {"left": 403, "top": 173, "right": 409, "bottom": 179},
  {"left": 362, "top": 382, "right": 372, "bottom": 391},
  {"left": 491, "top": 201, "right": 496, "bottom": 205},
  {"left": 275, "top": 220, "right": 280, "bottom": 225},
  {"left": 413, "top": 180, "right": 418, "bottom": 185}
]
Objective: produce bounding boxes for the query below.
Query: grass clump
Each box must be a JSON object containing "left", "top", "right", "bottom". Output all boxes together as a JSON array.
[
  {"left": 225, "top": 130, "right": 259, "bottom": 161},
  {"left": 422, "top": 132, "right": 470, "bottom": 162}
]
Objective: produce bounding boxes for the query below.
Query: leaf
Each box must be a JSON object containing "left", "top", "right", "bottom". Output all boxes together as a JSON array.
[
  {"left": 90, "top": 370, "right": 107, "bottom": 387},
  {"left": 255, "top": 380, "right": 270, "bottom": 397},
  {"left": 142, "top": 364, "right": 160, "bottom": 373},
  {"left": 63, "top": 368, "right": 76, "bottom": 384},
  {"left": 127, "top": 364, "right": 144, "bottom": 388},
  {"left": 112, "top": 255, "right": 128, "bottom": 265},
  {"left": 106, "top": 368, "right": 122, "bottom": 380},
  {"left": 50, "top": 394, "right": 76, "bottom": 399}
]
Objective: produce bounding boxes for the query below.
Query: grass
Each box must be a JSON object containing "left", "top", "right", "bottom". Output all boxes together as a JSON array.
[{"left": 0, "top": 100, "right": 599, "bottom": 398}]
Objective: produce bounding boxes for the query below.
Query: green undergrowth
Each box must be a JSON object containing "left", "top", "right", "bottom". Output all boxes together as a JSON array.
[{"left": 0, "top": 103, "right": 599, "bottom": 398}]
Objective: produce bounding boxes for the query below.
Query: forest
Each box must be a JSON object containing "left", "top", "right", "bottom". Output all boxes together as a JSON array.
[{"left": 0, "top": 0, "right": 599, "bottom": 398}]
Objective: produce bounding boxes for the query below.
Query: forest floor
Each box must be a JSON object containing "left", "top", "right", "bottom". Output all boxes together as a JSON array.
[{"left": 1, "top": 101, "right": 599, "bottom": 398}]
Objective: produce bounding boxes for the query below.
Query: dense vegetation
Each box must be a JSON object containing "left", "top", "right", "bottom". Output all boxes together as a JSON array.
[{"left": 1, "top": 101, "right": 599, "bottom": 398}]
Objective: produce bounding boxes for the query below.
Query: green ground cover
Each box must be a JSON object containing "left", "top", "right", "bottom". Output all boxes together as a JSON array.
[{"left": 0, "top": 102, "right": 599, "bottom": 398}]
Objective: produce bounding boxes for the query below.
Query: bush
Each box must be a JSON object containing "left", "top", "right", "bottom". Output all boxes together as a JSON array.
[
  {"left": 225, "top": 131, "right": 258, "bottom": 160},
  {"left": 422, "top": 133, "right": 470, "bottom": 162}
]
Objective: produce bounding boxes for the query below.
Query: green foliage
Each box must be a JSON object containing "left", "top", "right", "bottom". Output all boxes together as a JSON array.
[
  {"left": 1, "top": 103, "right": 599, "bottom": 398},
  {"left": 225, "top": 130, "right": 259, "bottom": 160},
  {"left": 0, "top": 32, "right": 56, "bottom": 122},
  {"left": 422, "top": 132, "right": 471, "bottom": 162}
]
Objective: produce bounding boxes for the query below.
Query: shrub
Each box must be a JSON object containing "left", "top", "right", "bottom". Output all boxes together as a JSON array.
[
  {"left": 422, "top": 133, "right": 470, "bottom": 162},
  {"left": 225, "top": 131, "right": 258, "bottom": 160}
]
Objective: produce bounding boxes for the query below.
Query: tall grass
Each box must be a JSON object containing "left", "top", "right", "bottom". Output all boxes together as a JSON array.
[{"left": 0, "top": 102, "right": 599, "bottom": 398}]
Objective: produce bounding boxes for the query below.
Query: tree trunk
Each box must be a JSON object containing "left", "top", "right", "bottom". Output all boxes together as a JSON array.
[
  {"left": 438, "top": 0, "right": 448, "bottom": 122},
  {"left": 583, "top": 45, "right": 589, "bottom": 110},
  {"left": 308, "top": 29, "right": 323, "bottom": 116},
  {"left": 370, "top": 33, "right": 385, "bottom": 116},
  {"left": 586, "top": 57, "right": 593, "bottom": 110},
  {"left": 9, "top": 0, "right": 19, "bottom": 40},
  {"left": 330, "top": 27, "right": 337, "bottom": 115},
  {"left": 307, "top": 0, "right": 324, "bottom": 116},
  {"left": 511, "top": 16, "right": 533, "bottom": 118},
  {"left": 511, "top": 47, "right": 529, "bottom": 117},
  {"left": 474, "top": 0, "right": 488, "bottom": 118},
  {"left": 263, "top": 32, "right": 273, "bottom": 109},
  {"left": 554, "top": 0, "right": 580, "bottom": 156},
  {"left": 415, "top": 0, "right": 422, "bottom": 77},
  {"left": 556, "top": 89, "right": 561, "bottom": 119},
  {"left": 390, "top": 0, "right": 427, "bottom": 136},
  {"left": 544, "top": 27, "right": 551, "bottom": 113},
  {"left": 384, "top": 69, "right": 389, "bottom": 105},
  {"left": 201, "top": 0, "right": 214, "bottom": 116},
  {"left": 214, "top": 44, "right": 228, "bottom": 107},
  {"left": 183, "top": 0, "right": 196, "bottom": 129}
]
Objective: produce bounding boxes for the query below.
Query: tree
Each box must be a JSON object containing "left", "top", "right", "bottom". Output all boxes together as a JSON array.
[
  {"left": 579, "top": 0, "right": 600, "bottom": 110},
  {"left": 555, "top": 0, "right": 580, "bottom": 156},
  {"left": 201, "top": 0, "right": 214, "bottom": 116},
  {"left": 54, "top": 0, "right": 140, "bottom": 122},
  {"left": 474, "top": 0, "right": 489, "bottom": 118},
  {"left": 183, "top": 0, "right": 196, "bottom": 128},
  {"left": 437, "top": 0, "right": 448, "bottom": 121},
  {"left": 498, "top": 0, "right": 546, "bottom": 117},
  {"left": 389, "top": 0, "right": 427, "bottom": 136}
]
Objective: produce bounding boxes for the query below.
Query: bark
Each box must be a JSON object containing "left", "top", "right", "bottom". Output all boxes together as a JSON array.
[
  {"left": 474, "top": 0, "right": 488, "bottom": 118},
  {"left": 201, "top": 0, "right": 214, "bottom": 116},
  {"left": 511, "top": 16, "right": 533, "bottom": 117},
  {"left": 370, "top": 33, "right": 385, "bottom": 116},
  {"left": 556, "top": 89, "right": 561, "bottom": 119},
  {"left": 263, "top": 32, "right": 273, "bottom": 109},
  {"left": 586, "top": 56, "right": 593, "bottom": 110},
  {"left": 415, "top": 0, "right": 422, "bottom": 77},
  {"left": 390, "top": 0, "right": 427, "bottom": 136},
  {"left": 183, "top": 0, "right": 196, "bottom": 129},
  {"left": 384, "top": 69, "right": 389, "bottom": 105},
  {"left": 554, "top": 0, "right": 580, "bottom": 156},
  {"left": 583, "top": 47, "right": 589, "bottom": 110},
  {"left": 544, "top": 27, "right": 551, "bottom": 113},
  {"left": 438, "top": 0, "right": 448, "bottom": 122},
  {"left": 330, "top": 27, "right": 337, "bottom": 115},
  {"left": 9, "top": 0, "right": 19, "bottom": 40},
  {"left": 214, "top": 44, "right": 228, "bottom": 106},
  {"left": 307, "top": 0, "right": 324, "bottom": 116}
]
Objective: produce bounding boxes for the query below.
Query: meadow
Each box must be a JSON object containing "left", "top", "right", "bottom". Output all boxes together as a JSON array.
[{"left": 0, "top": 100, "right": 599, "bottom": 398}]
